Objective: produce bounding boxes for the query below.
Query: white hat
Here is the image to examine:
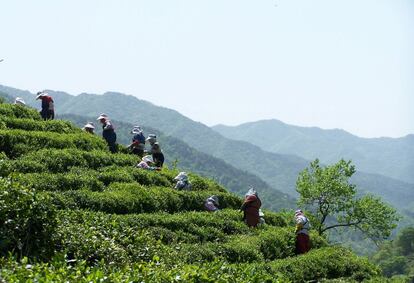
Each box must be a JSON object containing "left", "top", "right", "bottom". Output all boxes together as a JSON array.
[
  {"left": 97, "top": 113, "right": 108, "bottom": 120},
  {"left": 131, "top": 126, "right": 143, "bottom": 134},
  {"left": 174, "top": 172, "right": 188, "bottom": 181},
  {"left": 295, "top": 209, "right": 303, "bottom": 216},
  {"left": 245, "top": 188, "right": 257, "bottom": 197},
  {"left": 83, "top": 122, "right": 95, "bottom": 129},
  {"left": 36, "top": 91, "right": 47, "bottom": 100},
  {"left": 14, "top": 97, "right": 26, "bottom": 105},
  {"left": 142, "top": 155, "right": 154, "bottom": 164},
  {"left": 207, "top": 195, "right": 219, "bottom": 206},
  {"left": 146, "top": 134, "right": 156, "bottom": 141}
]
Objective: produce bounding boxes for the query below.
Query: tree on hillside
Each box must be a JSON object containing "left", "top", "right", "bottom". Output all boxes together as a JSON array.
[
  {"left": 372, "top": 226, "right": 414, "bottom": 278},
  {"left": 296, "top": 159, "right": 399, "bottom": 243}
]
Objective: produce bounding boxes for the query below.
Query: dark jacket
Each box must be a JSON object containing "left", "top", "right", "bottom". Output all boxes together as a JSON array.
[
  {"left": 102, "top": 121, "right": 117, "bottom": 143},
  {"left": 241, "top": 194, "right": 262, "bottom": 227}
]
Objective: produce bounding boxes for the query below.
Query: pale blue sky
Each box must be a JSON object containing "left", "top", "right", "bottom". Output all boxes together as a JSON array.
[{"left": 0, "top": 0, "right": 413, "bottom": 138}]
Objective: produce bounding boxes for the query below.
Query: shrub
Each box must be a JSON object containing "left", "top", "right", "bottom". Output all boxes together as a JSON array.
[
  {"left": 268, "top": 246, "right": 381, "bottom": 282},
  {"left": 0, "top": 104, "right": 41, "bottom": 120},
  {"left": 7, "top": 149, "right": 137, "bottom": 173},
  {"left": 221, "top": 235, "right": 264, "bottom": 263},
  {"left": 0, "top": 178, "right": 57, "bottom": 259},
  {"left": 1, "top": 116, "right": 82, "bottom": 133},
  {"left": 0, "top": 129, "right": 107, "bottom": 157},
  {"left": 54, "top": 183, "right": 241, "bottom": 214},
  {"left": 12, "top": 171, "right": 104, "bottom": 192}
]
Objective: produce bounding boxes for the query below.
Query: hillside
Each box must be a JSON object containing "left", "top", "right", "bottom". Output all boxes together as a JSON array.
[
  {"left": 213, "top": 119, "right": 414, "bottom": 184},
  {"left": 0, "top": 85, "right": 308, "bottom": 196},
  {"left": 0, "top": 101, "right": 384, "bottom": 281},
  {"left": 59, "top": 113, "right": 295, "bottom": 210},
  {"left": 1, "top": 85, "right": 412, "bottom": 217}
]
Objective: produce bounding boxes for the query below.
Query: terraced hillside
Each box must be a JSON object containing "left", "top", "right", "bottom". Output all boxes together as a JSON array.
[{"left": 0, "top": 102, "right": 383, "bottom": 282}]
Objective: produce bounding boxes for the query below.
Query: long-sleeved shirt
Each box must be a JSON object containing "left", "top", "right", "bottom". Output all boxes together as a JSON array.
[{"left": 295, "top": 215, "right": 310, "bottom": 235}]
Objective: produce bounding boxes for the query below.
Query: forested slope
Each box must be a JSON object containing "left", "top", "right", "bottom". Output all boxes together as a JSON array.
[{"left": 0, "top": 102, "right": 383, "bottom": 282}]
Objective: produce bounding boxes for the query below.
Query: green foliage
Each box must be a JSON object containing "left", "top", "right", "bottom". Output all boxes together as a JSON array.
[
  {"left": 0, "top": 96, "right": 388, "bottom": 282},
  {"left": 0, "top": 129, "right": 108, "bottom": 157},
  {"left": 268, "top": 246, "right": 380, "bottom": 282},
  {"left": 0, "top": 103, "right": 41, "bottom": 120},
  {"left": 372, "top": 227, "right": 414, "bottom": 279},
  {"left": 52, "top": 183, "right": 242, "bottom": 214},
  {"left": 12, "top": 171, "right": 104, "bottom": 192},
  {"left": 2, "top": 149, "right": 137, "bottom": 175},
  {"left": 1, "top": 116, "right": 82, "bottom": 133},
  {"left": 60, "top": 113, "right": 296, "bottom": 211},
  {"left": 0, "top": 246, "right": 380, "bottom": 282},
  {"left": 0, "top": 178, "right": 57, "bottom": 259},
  {"left": 297, "top": 159, "right": 399, "bottom": 242}
]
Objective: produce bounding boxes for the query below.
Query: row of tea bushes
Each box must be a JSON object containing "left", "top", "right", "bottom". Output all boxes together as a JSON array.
[
  {"left": 48, "top": 183, "right": 242, "bottom": 214},
  {"left": 0, "top": 104, "right": 41, "bottom": 120},
  {"left": 1, "top": 116, "right": 82, "bottom": 134},
  {"left": 0, "top": 130, "right": 107, "bottom": 158},
  {"left": 0, "top": 247, "right": 380, "bottom": 282},
  {"left": 54, "top": 209, "right": 324, "bottom": 265},
  {"left": 11, "top": 166, "right": 226, "bottom": 192},
  {"left": 1, "top": 149, "right": 137, "bottom": 175}
]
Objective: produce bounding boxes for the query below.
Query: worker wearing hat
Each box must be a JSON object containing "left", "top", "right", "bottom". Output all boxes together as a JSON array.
[
  {"left": 36, "top": 91, "right": 54, "bottom": 120},
  {"left": 97, "top": 113, "right": 117, "bottom": 153},
  {"left": 82, "top": 122, "right": 95, "bottom": 134},
  {"left": 204, "top": 195, "right": 219, "bottom": 212},
  {"left": 174, "top": 172, "right": 192, "bottom": 190},
  {"left": 145, "top": 134, "right": 164, "bottom": 167},
  {"left": 240, "top": 188, "right": 262, "bottom": 227},
  {"left": 14, "top": 97, "right": 26, "bottom": 106},
  {"left": 295, "top": 209, "right": 311, "bottom": 254},
  {"left": 128, "top": 126, "right": 146, "bottom": 157}
]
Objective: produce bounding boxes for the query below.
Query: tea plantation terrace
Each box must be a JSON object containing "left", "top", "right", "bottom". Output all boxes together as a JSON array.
[{"left": 0, "top": 102, "right": 384, "bottom": 282}]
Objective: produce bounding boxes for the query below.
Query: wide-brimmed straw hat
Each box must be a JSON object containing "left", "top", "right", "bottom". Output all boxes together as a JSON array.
[
  {"left": 146, "top": 134, "right": 156, "bottom": 141},
  {"left": 174, "top": 172, "right": 188, "bottom": 181},
  {"left": 36, "top": 91, "right": 47, "bottom": 100},
  {"left": 14, "top": 97, "right": 26, "bottom": 105},
  {"left": 131, "top": 126, "right": 143, "bottom": 134},
  {"left": 96, "top": 113, "right": 108, "bottom": 120},
  {"left": 83, "top": 122, "right": 95, "bottom": 129}
]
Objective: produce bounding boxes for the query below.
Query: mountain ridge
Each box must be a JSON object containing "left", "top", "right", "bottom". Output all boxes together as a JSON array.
[{"left": 213, "top": 119, "right": 414, "bottom": 184}]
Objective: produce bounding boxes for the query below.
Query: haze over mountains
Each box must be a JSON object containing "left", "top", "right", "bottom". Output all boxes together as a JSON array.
[
  {"left": 213, "top": 119, "right": 414, "bottom": 184},
  {"left": 1, "top": 84, "right": 413, "bottom": 218}
]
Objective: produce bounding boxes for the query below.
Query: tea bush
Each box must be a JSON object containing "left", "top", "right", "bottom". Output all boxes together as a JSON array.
[
  {"left": 0, "top": 248, "right": 380, "bottom": 282},
  {"left": 5, "top": 149, "right": 137, "bottom": 173},
  {"left": 0, "top": 104, "right": 41, "bottom": 120},
  {"left": 0, "top": 130, "right": 107, "bottom": 157},
  {"left": 0, "top": 101, "right": 386, "bottom": 282},
  {"left": 54, "top": 183, "right": 242, "bottom": 214},
  {"left": 12, "top": 171, "right": 104, "bottom": 192},
  {"left": 0, "top": 178, "right": 57, "bottom": 259},
  {"left": 268, "top": 246, "right": 380, "bottom": 282},
  {"left": 1, "top": 116, "right": 82, "bottom": 133}
]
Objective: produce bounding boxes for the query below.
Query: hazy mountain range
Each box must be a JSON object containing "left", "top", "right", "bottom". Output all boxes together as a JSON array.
[
  {"left": 1, "top": 84, "right": 413, "bottom": 218},
  {"left": 213, "top": 120, "right": 414, "bottom": 184}
]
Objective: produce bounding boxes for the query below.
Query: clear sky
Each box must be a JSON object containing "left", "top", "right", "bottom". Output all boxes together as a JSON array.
[{"left": 1, "top": 0, "right": 413, "bottom": 138}]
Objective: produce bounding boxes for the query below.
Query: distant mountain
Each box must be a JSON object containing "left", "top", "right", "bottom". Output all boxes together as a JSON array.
[
  {"left": 1, "top": 85, "right": 413, "bottom": 215},
  {"left": 213, "top": 119, "right": 414, "bottom": 184}
]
